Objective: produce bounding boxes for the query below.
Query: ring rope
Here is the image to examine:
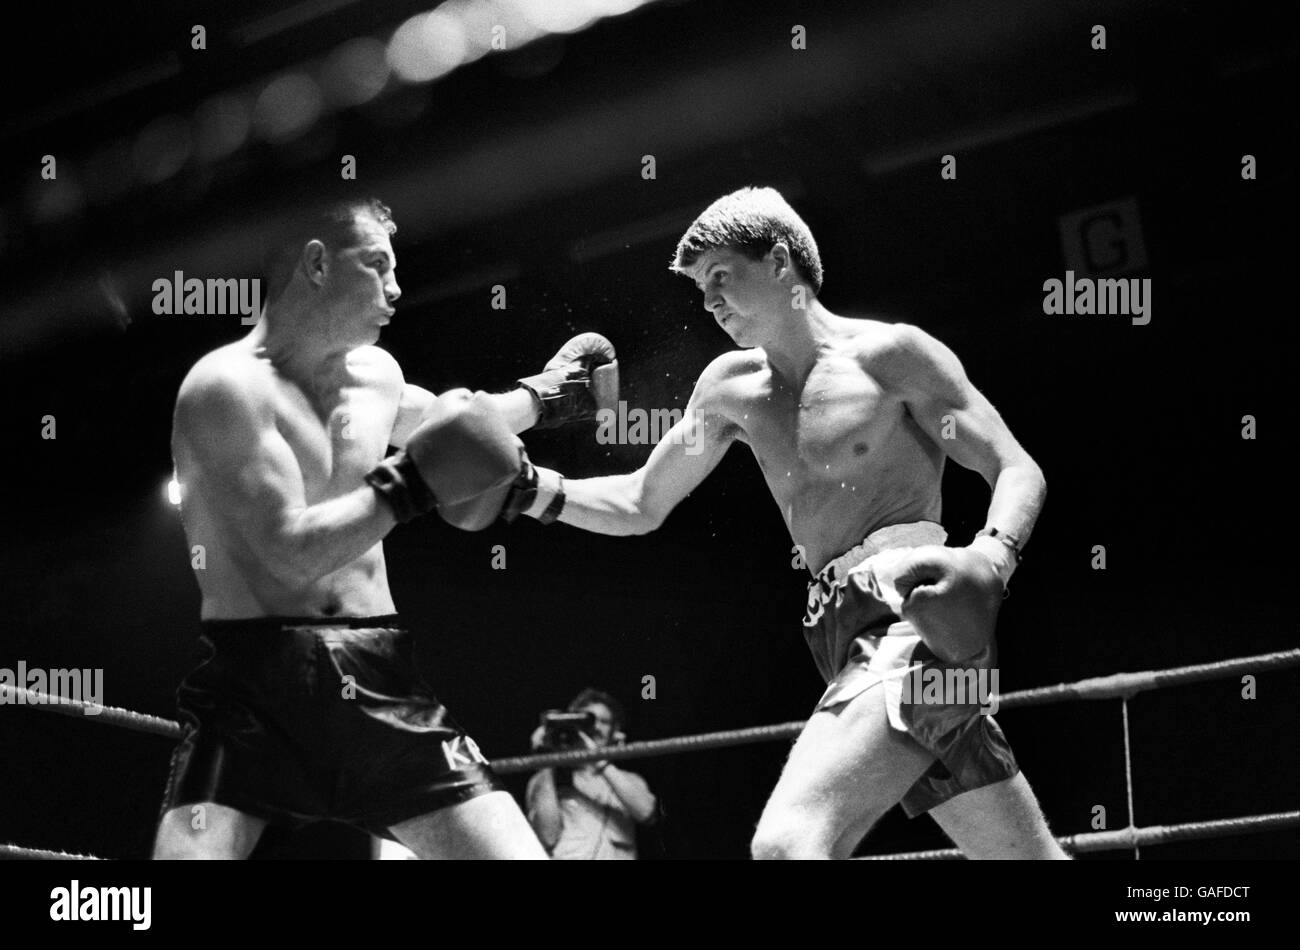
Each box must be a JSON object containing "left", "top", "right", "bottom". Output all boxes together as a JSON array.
[
  {"left": 4, "top": 648, "right": 1297, "bottom": 770},
  {"left": 0, "top": 684, "right": 181, "bottom": 739},
  {"left": 0, "top": 843, "right": 102, "bottom": 860},
  {"left": 4, "top": 648, "right": 1296, "bottom": 860},
  {"left": 9, "top": 810, "right": 1297, "bottom": 862},
  {"left": 859, "top": 810, "right": 1300, "bottom": 860},
  {"left": 496, "top": 647, "right": 1300, "bottom": 773},
  {"left": 999, "top": 648, "right": 1299, "bottom": 709}
]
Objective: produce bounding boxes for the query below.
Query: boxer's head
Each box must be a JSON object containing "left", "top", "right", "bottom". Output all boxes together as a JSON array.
[
  {"left": 671, "top": 187, "right": 822, "bottom": 347},
  {"left": 261, "top": 197, "right": 400, "bottom": 347},
  {"left": 568, "top": 688, "right": 626, "bottom": 746}
]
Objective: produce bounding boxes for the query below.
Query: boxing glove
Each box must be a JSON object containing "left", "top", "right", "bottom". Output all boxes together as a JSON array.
[
  {"left": 894, "top": 545, "right": 1004, "bottom": 663},
  {"left": 517, "top": 333, "right": 619, "bottom": 429}
]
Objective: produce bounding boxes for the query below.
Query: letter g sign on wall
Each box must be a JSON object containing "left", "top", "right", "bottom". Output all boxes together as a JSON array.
[{"left": 1058, "top": 196, "right": 1148, "bottom": 277}]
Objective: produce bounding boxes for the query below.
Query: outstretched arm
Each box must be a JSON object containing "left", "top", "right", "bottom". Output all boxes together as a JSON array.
[
  {"left": 390, "top": 331, "right": 616, "bottom": 443},
  {"left": 557, "top": 365, "right": 739, "bottom": 535},
  {"left": 392, "top": 384, "right": 537, "bottom": 443}
]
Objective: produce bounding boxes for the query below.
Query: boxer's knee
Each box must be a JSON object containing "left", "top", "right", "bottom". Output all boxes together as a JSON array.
[{"left": 152, "top": 803, "right": 262, "bottom": 859}]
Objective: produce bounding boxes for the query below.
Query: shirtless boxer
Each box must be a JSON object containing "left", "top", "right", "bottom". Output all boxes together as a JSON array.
[
  {"left": 154, "top": 197, "right": 613, "bottom": 859},
  {"left": 549, "top": 188, "right": 1068, "bottom": 859}
]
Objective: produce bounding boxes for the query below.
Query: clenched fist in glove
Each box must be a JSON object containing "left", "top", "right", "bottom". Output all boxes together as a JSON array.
[
  {"left": 893, "top": 545, "right": 1005, "bottom": 663},
  {"left": 517, "top": 333, "right": 619, "bottom": 429}
]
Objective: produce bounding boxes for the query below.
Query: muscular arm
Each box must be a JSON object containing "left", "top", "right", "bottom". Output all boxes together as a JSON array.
[
  {"left": 881, "top": 324, "right": 1046, "bottom": 544},
  {"left": 557, "top": 361, "right": 739, "bottom": 535},
  {"left": 175, "top": 371, "right": 396, "bottom": 589},
  {"left": 390, "top": 383, "right": 537, "bottom": 446}
]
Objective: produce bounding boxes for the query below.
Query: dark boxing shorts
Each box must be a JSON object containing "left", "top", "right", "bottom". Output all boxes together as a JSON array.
[
  {"left": 803, "top": 523, "right": 1019, "bottom": 817},
  {"left": 160, "top": 615, "right": 503, "bottom": 838}
]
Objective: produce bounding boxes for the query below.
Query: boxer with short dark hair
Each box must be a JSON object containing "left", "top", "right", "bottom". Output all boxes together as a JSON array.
[
  {"left": 547, "top": 187, "right": 1068, "bottom": 859},
  {"left": 155, "top": 196, "right": 615, "bottom": 859}
]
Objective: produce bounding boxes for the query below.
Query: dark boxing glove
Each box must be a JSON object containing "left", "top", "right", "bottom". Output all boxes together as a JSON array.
[
  {"left": 365, "top": 391, "right": 564, "bottom": 531},
  {"left": 893, "top": 545, "right": 1004, "bottom": 663},
  {"left": 517, "top": 333, "right": 618, "bottom": 429}
]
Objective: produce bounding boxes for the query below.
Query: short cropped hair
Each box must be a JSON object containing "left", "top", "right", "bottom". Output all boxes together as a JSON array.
[
  {"left": 261, "top": 197, "right": 396, "bottom": 304},
  {"left": 568, "top": 688, "right": 626, "bottom": 733},
  {"left": 671, "top": 187, "right": 823, "bottom": 293}
]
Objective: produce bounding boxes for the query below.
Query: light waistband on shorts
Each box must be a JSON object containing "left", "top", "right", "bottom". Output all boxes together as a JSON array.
[
  {"left": 814, "top": 522, "right": 947, "bottom": 584},
  {"left": 200, "top": 614, "right": 403, "bottom": 637}
]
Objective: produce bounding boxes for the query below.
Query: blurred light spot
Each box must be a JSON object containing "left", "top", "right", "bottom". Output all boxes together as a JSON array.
[
  {"left": 166, "top": 477, "right": 182, "bottom": 507},
  {"left": 452, "top": 0, "right": 541, "bottom": 59},
  {"left": 511, "top": 0, "right": 604, "bottom": 34},
  {"left": 388, "top": 11, "right": 469, "bottom": 83},
  {"left": 595, "top": 0, "right": 647, "bottom": 15},
  {"left": 321, "top": 38, "right": 391, "bottom": 108},
  {"left": 449, "top": 0, "right": 500, "bottom": 56},
  {"left": 253, "top": 73, "right": 324, "bottom": 143},
  {"left": 132, "top": 115, "right": 193, "bottom": 185},
  {"left": 194, "top": 95, "right": 252, "bottom": 163}
]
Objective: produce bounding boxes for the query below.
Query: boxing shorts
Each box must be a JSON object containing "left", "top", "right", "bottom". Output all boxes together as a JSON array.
[
  {"left": 160, "top": 615, "right": 502, "bottom": 838},
  {"left": 803, "top": 522, "right": 1019, "bottom": 817}
]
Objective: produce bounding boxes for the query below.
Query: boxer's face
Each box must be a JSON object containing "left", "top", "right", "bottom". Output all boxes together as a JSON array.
[
  {"left": 318, "top": 212, "right": 401, "bottom": 346},
  {"left": 692, "top": 247, "right": 788, "bottom": 348}
]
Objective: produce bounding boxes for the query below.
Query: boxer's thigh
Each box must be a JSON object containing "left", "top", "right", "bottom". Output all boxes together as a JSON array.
[
  {"left": 388, "top": 790, "right": 547, "bottom": 860},
  {"left": 929, "top": 772, "right": 1069, "bottom": 859},
  {"left": 754, "top": 685, "right": 936, "bottom": 859},
  {"left": 153, "top": 802, "right": 267, "bottom": 859}
]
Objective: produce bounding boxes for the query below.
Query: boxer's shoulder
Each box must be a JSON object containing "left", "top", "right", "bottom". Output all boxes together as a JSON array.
[
  {"left": 691, "top": 350, "right": 764, "bottom": 421},
  {"left": 703, "top": 348, "right": 764, "bottom": 380},
  {"left": 698, "top": 349, "right": 765, "bottom": 394},
  {"left": 848, "top": 320, "right": 922, "bottom": 364},
  {"left": 345, "top": 344, "right": 405, "bottom": 392},
  {"left": 854, "top": 322, "right": 959, "bottom": 395},
  {"left": 175, "top": 343, "right": 275, "bottom": 429}
]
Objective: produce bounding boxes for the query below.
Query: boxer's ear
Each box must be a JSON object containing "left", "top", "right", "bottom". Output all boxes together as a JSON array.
[
  {"left": 302, "top": 239, "right": 328, "bottom": 287},
  {"left": 769, "top": 242, "right": 792, "bottom": 281}
]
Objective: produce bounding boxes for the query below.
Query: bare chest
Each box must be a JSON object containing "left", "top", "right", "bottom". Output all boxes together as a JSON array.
[
  {"left": 272, "top": 378, "right": 397, "bottom": 499},
  {"left": 741, "top": 359, "right": 899, "bottom": 482}
]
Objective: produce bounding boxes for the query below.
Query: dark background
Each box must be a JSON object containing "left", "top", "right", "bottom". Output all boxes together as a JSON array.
[{"left": 0, "top": 0, "right": 1295, "bottom": 859}]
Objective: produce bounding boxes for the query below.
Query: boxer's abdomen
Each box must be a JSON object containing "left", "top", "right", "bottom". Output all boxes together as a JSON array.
[
  {"left": 181, "top": 489, "right": 397, "bottom": 620},
  {"left": 754, "top": 405, "right": 944, "bottom": 573}
]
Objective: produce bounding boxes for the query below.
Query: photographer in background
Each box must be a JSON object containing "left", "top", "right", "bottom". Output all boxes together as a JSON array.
[{"left": 525, "top": 689, "right": 658, "bottom": 859}]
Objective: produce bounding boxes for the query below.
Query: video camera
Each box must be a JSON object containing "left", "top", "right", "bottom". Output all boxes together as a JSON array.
[{"left": 537, "top": 710, "right": 596, "bottom": 751}]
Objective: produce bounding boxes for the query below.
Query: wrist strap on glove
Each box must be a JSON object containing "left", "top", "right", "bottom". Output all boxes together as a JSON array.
[
  {"left": 365, "top": 452, "right": 437, "bottom": 523},
  {"left": 501, "top": 455, "right": 566, "bottom": 525},
  {"left": 516, "top": 371, "right": 588, "bottom": 429},
  {"left": 970, "top": 528, "right": 1021, "bottom": 592}
]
